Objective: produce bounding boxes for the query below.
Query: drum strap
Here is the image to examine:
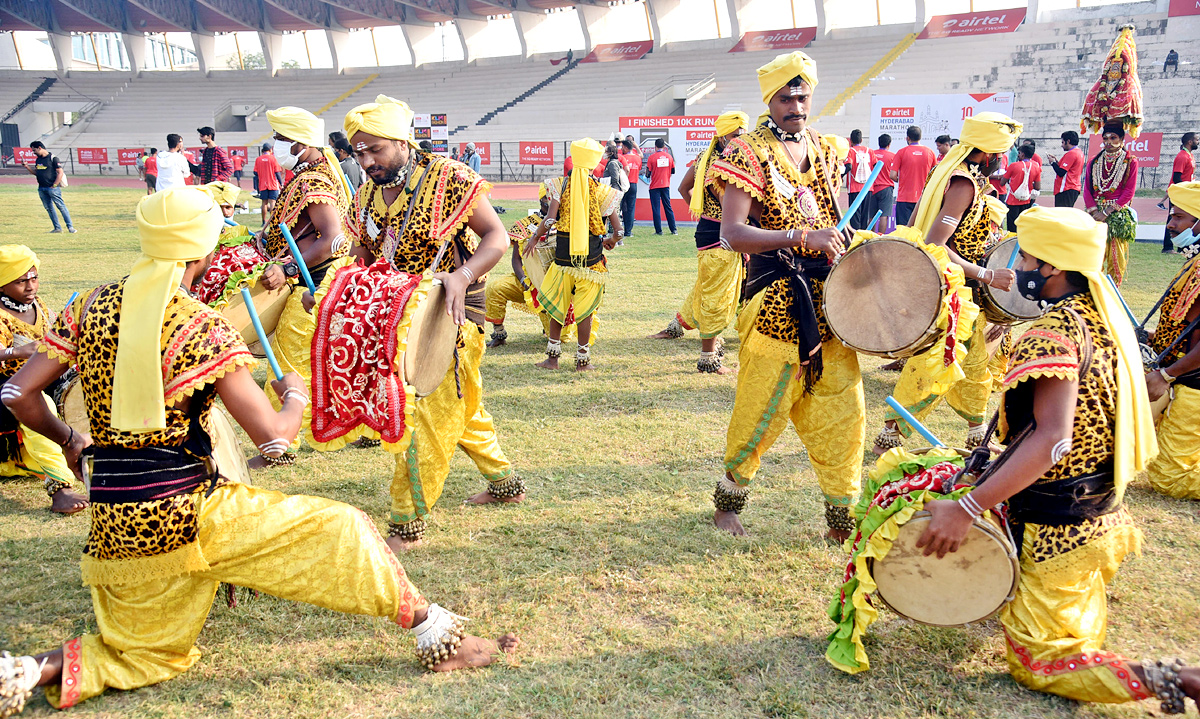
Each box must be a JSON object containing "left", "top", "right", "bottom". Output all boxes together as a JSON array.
[
  {"left": 744, "top": 250, "right": 828, "bottom": 393},
  {"left": 1007, "top": 466, "right": 1119, "bottom": 554}
]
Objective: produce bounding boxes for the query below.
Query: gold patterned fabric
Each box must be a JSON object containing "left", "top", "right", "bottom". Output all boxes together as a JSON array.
[
  {"left": 544, "top": 175, "right": 621, "bottom": 240},
  {"left": 263, "top": 157, "right": 350, "bottom": 259},
  {"left": 1000, "top": 293, "right": 1117, "bottom": 482},
  {"left": 942, "top": 164, "right": 994, "bottom": 265},
  {"left": 0, "top": 298, "right": 48, "bottom": 376},
  {"left": 708, "top": 124, "right": 841, "bottom": 357},
  {"left": 1150, "top": 255, "right": 1199, "bottom": 364},
  {"left": 41, "top": 280, "right": 255, "bottom": 585},
  {"left": 1147, "top": 385, "right": 1200, "bottom": 499},
  {"left": 350, "top": 153, "right": 491, "bottom": 275}
]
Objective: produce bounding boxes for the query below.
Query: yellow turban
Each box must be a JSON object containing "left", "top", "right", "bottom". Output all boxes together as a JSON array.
[
  {"left": 909, "top": 112, "right": 1023, "bottom": 238},
  {"left": 343, "top": 94, "right": 418, "bottom": 148},
  {"left": 267, "top": 105, "right": 352, "bottom": 203},
  {"left": 984, "top": 195, "right": 1008, "bottom": 229},
  {"left": 567, "top": 138, "right": 604, "bottom": 260},
  {"left": 1015, "top": 206, "right": 1156, "bottom": 504},
  {"left": 824, "top": 134, "right": 850, "bottom": 163},
  {"left": 1167, "top": 181, "right": 1200, "bottom": 221},
  {"left": 757, "top": 51, "right": 818, "bottom": 106},
  {"left": 538, "top": 183, "right": 547, "bottom": 200},
  {"left": 689, "top": 111, "right": 750, "bottom": 217},
  {"left": 114, "top": 188, "right": 223, "bottom": 432},
  {"left": 0, "top": 245, "right": 39, "bottom": 288},
  {"left": 204, "top": 181, "right": 241, "bottom": 207}
]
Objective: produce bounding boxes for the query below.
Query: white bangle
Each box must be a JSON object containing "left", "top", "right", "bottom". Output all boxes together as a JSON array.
[
  {"left": 459, "top": 266, "right": 475, "bottom": 283},
  {"left": 786, "top": 228, "right": 795, "bottom": 242},
  {"left": 282, "top": 388, "right": 310, "bottom": 407},
  {"left": 957, "top": 493, "right": 985, "bottom": 519}
]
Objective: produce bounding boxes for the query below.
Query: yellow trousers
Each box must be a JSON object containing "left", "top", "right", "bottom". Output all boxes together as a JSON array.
[
  {"left": 1147, "top": 384, "right": 1200, "bottom": 500},
  {"left": 724, "top": 304, "right": 865, "bottom": 504},
  {"left": 1001, "top": 518, "right": 1149, "bottom": 704},
  {"left": 46, "top": 482, "right": 428, "bottom": 710},
  {"left": 485, "top": 273, "right": 546, "bottom": 331},
  {"left": 0, "top": 394, "right": 74, "bottom": 494},
  {"left": 390, "top": 328, "right": 512, "bottom": 525},
  {"left": 267, "top": 290, "right": 314, "bottom": 451},
  {"left": 539, "top": 264, "right": 604, "bottom": 326},
  {"left": 888, "top": 312, "right": 991, "bottom": 434},
  {"left": 677, "top": 249, "right": 744, "bottom": 339}
]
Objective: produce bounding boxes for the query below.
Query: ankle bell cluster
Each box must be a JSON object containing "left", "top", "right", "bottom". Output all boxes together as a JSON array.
[
  {"left": 1144, "top": 657, "right": 1187, "bottom": 714},
  {"left": 824, "top": 502, "right": 855, "bottom": 533},
  {"left": 486, "top": 474, "right": 526, "bottom": 499},
  {"left": 713, "top": 476, "right": 749, "bottom": 513},
  {"left": 697, "top": 351, "right": 723, "bottom": 373},
  {"left": 389, "top": 517, "right": 427, "bottom": 542},
  {"left": 412, "top": 604, "right": 468, "bottom": 670}
]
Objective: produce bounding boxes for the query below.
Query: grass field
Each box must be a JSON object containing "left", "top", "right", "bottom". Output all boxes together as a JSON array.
[{"left": 0, "top": 183, "right": 1197, "bottom": 719}]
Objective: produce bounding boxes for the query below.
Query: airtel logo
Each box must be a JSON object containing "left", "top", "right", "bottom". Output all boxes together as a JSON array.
[
  {"left": 524, "top": 145, "right": 549, "bottom": 154},
  {"left": 944, "top": 14, "right": 1007, "bottom": 27}
]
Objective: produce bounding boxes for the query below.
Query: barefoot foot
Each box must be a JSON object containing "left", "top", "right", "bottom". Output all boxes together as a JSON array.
[
  {"left": 714, "top": 510, "right": 747, "bottom": 536},
  {"left": 647, "top": 329, "right": 679, "bottom": 339},
  {"left": 535, "top": 358, "right": 559, "bottom": 370},
  {"left": 464, "top": 491, "right": 525, "bottom": 505},
  {"left": 50, "top": 488, "right": 89, "bottom": 514},
  {"left": 700, "top": 364, "right": 735, "bottom": 376},
  {"left": 387, "top": 535, "right": 424, "bottom": 554},
  {"left": 430, "top": 633, "right": 520, "bottom": 672},
  {"left": 880, "top": 359, "right": 905, "bottom": 372},
  {"left": 486, "top": 337, "right": 506, "bottom": 348},
  {"left": 825, "top": 528, "right": 851, "bottom": 545},
  {"left": 575, "top": 362, "right": 596, "bottom": 372}
]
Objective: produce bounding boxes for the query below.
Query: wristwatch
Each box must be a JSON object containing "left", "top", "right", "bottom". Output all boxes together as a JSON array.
[{"left": 282, "top": 262, "right": 300, "bottom": 279}]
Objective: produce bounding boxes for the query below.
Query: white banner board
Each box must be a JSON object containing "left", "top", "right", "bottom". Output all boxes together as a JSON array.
[{"left": 868, "top": 93, "right": 1015, "bottom": 150}]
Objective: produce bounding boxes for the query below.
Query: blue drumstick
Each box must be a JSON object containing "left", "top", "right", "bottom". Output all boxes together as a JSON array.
[
  {"left": 1105, "top": 275, "right": 1139, "bottom": 328},
  {"left": 885, "top": 395, "right": 946, "bottom": 448},
  {"left": 866, "top": 210, "right": 883, "bottom": 232},
  {"left": 279, "top": 223, "right": 317, "bottom": 294},
  {"left": 224, "top": 218, "right": 238, "bottom": 227},
  {"left": 1006, "top": 241, "right": 1020, "bottom": 269},
  {"left": 835, "top": 161, "right": 885, "bottom": 232},
  {"left": 65, "top": 291, "right": 78, "bottom": 309},
  {"left": 240, "top": 287, "right": 284, "bottom": 380}
]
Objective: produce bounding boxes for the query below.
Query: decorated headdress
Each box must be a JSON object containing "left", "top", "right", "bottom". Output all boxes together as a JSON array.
[{"left": 1080, "top": 24, "right": 1143, "bottom": 139}]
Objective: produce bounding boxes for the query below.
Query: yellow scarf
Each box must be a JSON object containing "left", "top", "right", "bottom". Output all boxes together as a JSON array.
[
  {"left": 1014, "top": 206, "right": 1156, "bottom": 503},
  {"left": 267, "top": 105, "right": 352, "bottom": 204},
  {"left": 0, "top": 245, "right": 38, "bottom": 287},
  {"left": 113, "top": 188, "right": 222, "bottom": 431},
  {"left": 1168, "top": 180, "right": 1200, "bottom": 220},
  {"left": 909, "top": 112, "right": 1022, "bottom": 238},
  {"left": 568, "top": 138, "right": 604, "bottom": 259},
  {"left": 689, "top": 111, "right": 749, "bottom": 217}
]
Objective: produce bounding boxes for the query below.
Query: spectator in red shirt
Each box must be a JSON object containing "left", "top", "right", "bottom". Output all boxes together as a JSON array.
[
  {"left": 868, "top": 134, "right": 896, "bottom": 232},
  {"left": 892, "top": 126, "right": 937, "bottom": 226},
  {"left": 844, "top": 129, "right": 874, "bottom": 229},
  {"left": 1019, "top": 139, "right": 1042, "bottom": 166},
  {"left": 988, "top": 151, "right": 1009, "bottom": 203},
  {"left": 253, "top": 143, "right": 283, "bottom": 228},
  {"left": 143, "top": 148, "right": 158, "bottom": 196},
  {"left": 1160, "top": 131, "right": 1198, "bottom": 252},
  {"left": 934, "top": 135, "right": 952, "bottom": 165},
  {"left": 1046, "top": 130, "right": 1085, "bottom": 208},
  {"left": 618, "top": 138, "right": 643, "bottom": 236},
  {"left": 230, "top": 151, "right": 246, "bottom": 187},
  {"left": 645, "top": 138, "right": 677, "bottom": 234},
  {"left": 190, "top": 126, "right": 234, "bottom": 183},
  {"left": 1002, "top": 144, "right": 1042, "bottom": 231}
]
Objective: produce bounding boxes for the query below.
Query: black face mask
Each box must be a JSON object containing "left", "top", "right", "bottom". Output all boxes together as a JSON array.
[
  {"left": 982, "top": 155, "right": 1002, "bottom": 176},
  {"left": 1015, "top": 263, "right": 1049, "bottom": 302}
]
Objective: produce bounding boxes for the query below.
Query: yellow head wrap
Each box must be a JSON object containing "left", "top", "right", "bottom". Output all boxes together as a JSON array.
[
  {"left": 689, "top": 111, "right": 750, "bottom": 217},
  {"left": 1167, "top": 181, "right": 1200, "bottom": 221},
  {"left": 1014, "top": 206, "right": 1156, "bottom": 503},
  {"left": 824, "top": 134, "right": 850, "bottom": 163},
  {"left": 113, "top": 188, "right": 223, "bottom": 432},
  {"left": 204, "top": 181, "right": 241, "bottom": 207},
  {"left": 567, "top": 138, "right": 604, "bottom": 260},
  {"left": 909, "top": 112, "right": 1022, "bottom": 238},
  {"left": 343, "top": 94, "right": 419, "bottom": 148},
  {"left": 538, "top": 183, "right": 548, "bottom": 200},
  {"left": 0, "top": 245, "right": 39, "bottom": 288},
  {"left": 267, "top": 105, "right": 352, "bottom": 202},
  {"left": 757, "top": 51, "right": 818, "bottom": 106},
  {"left": 984, "top": 195, "right": 1008, "bottom": 229}
]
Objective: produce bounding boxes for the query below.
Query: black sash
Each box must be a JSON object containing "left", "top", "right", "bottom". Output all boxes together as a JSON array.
[
  {"left": 1007, "top": 465, "right": 1119, "bottom": 554},
  {"left": 744, "top": 249, "right": 830, "bottom": 393},
  {"left": 554, "top": 232, "right": 604, "bottom": 268},
  {"left": 695, "top": 217, "right": 720, "bottom": 249}
]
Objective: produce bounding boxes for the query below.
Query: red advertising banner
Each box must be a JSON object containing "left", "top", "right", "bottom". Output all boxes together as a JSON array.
[
  {"left": 729, "top": 27, "right": 817, "bottom": 53},
  {"left": 1168, "top": 0, "right": 1200, "bottom": 16},
  {"left": 519, "top": 141, "right": 555, "bottom": 166},
  {"left": 919, "top": 9, "right": 1026, "bottom": 39},
  {"left": 226, "top": 145, "right": 249, "bottom": 159},
  {"left": 76, "top": 148, "right": 108, "bottom": 164},
  {"left": 1086, "top": 132, "right": 1162, "bottom": 168},
  {"left": 580, "top": 41, "right": 653, "bottom": 63},
  {"left": 459, "top": 142, "right": 491, "bottom": 166},
  {"left": 117, "top": 149, "right": 141, "bottom": 166},
  {"left": 12, "top": 147, "right": 35, "bottom": 164}
]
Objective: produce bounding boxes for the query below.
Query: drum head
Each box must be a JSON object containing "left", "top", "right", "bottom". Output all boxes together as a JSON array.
[
  {"left": 981, "top": 238, "right": 1044, "bottom": 323},
  {"left": 209, "top": 408, "right": 251, "bottom": 486},
  {"left": 60, "top": 379, "right": 90, "bottom": 435},
  {"left": 824, "top": 238, "right": 944, "bottom": 355},
  {"left": 523, "top": 250, "right": 547, "bottom": 292},
  {"left": 872, "top": 511, "right": 1017, "bottom": 626},
  {"left": 221, "top": 283, "right": 293, "bottom": 356},
  {"left": 404, "top": 281, "right": 460, "bottom": 398}
]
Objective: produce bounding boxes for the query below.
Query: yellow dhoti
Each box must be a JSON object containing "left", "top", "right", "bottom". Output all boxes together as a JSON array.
[
  {"left": 0, "top": 393, "right": 74, "bottom": 494},
  {"left": 1000, "top": 512, "right": 1149, "bottom": 703},
  {"left": 46, "top": 482, "right": 427, "bottom": 709},
  {"left": 266, "top": 291, "right": 314, "bottom": 451},
  {"left": 485, "top": 273, "right": 543, "bottom": 329},
  {"left": 539, "top": 264, "right": 605, "bottom": 327},
  {"left": 1147, "top": 384, "right": 1200, "bottom": 500},
  {"left": 677, "top": 249, "right": 744, "bottom": 339},
  {"left": 887, "top": 312, "right": 992, "bottom": 433},
  {"left": 389, "top": 328, "right": 513, "bottom": 527},
  {"left": 723, "top": 293, "right": 865, "bottom": 504}
]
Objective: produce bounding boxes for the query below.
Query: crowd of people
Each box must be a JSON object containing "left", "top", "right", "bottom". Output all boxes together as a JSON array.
[{"left": 2, "top": 24, "right": 1199, "bottom": 719}]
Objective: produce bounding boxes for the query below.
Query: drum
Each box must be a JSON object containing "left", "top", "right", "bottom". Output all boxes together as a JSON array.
[
  {"left": 208, "top": 408, "right": 251, "bottom": 486},
  {"left": 521, "top": 231, "right": 556, "bottom": 295},
  {"left": 402, "top": 279, "right": 461, "bottom": 398},
  {"left": 824, "top": 237, "right": 945, "bottom": 358},
  {"left": 978, "top": 237, "right": 1045, "bottom": 324},
  {"left": 57, "top": 376, "right": 90, "bottom": 435},
  {"left": 220, "top": 281, "right": 293, "bottom": 358}
]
